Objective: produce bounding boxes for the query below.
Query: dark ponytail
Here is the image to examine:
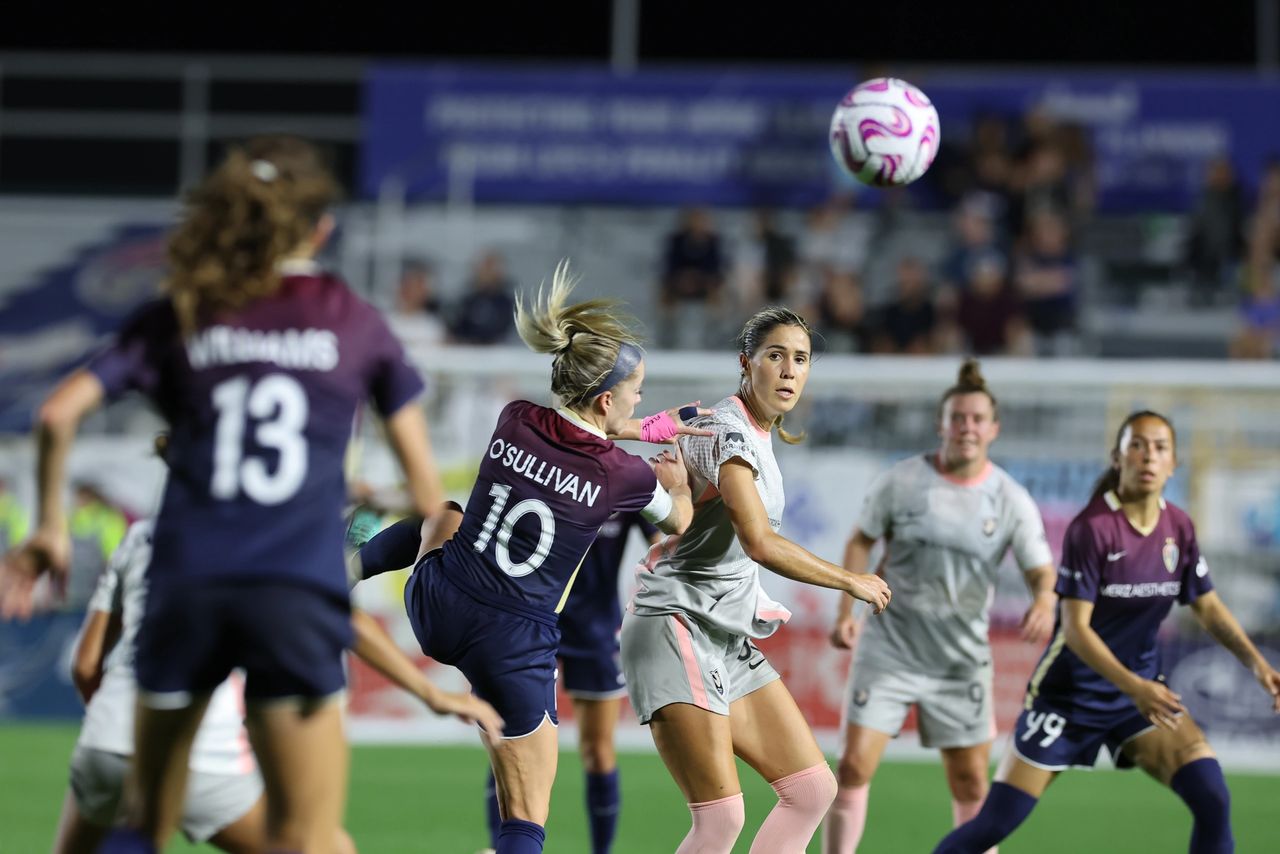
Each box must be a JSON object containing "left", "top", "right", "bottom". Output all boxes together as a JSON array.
[
  {"left": 1088, "top": 410, "right": 1176, "bottom": 502},
  {"left": 938, "top": 358, "right": 998, "bottom": 420}
]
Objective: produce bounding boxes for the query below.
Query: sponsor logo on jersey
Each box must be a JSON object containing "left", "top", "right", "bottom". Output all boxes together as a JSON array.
[
  {"left": 1106, "top": 550, "right": 1126, "bottom": 562},
  {"left": 982, "top": 517, "right": 997, "bottom": 537},
  {"left": 1162, "top": 538, "right": 1179, "bottom": 574},
  {"left": 1195, "top": 556, "right": 1209, "bottom": 578}
]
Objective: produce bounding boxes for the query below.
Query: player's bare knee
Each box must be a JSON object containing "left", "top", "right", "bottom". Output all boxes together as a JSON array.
[
  {"left": 946, "top": 768, "right": 988, "bottom": 804},
  {"left": 579, "top": 740, "right": 616, "bottom": 774},
  {"left": 835, "top": 754, "right": 873, "bottom": 788}
]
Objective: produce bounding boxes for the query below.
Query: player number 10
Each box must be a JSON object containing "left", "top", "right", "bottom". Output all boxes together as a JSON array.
[
  {"left": 473, "top": 483, "right": 556, "bottom": 577},
  {"left": 1021, "top": 710, "right": 1067, "bottom": 747}
]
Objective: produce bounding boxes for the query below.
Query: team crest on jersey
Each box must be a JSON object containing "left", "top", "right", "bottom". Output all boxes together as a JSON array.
[
  {"left": 853, "top": 689, "right": 869, "bottom": 707},
  {"left": 1162, "top": 538, "right": 1179, "bottom": 574},
  {"left": 709, "top": 669, "right": 724, "bottom": 696},
  {"left": 982, "top": 517, "right": 997, "bottom": 537}
]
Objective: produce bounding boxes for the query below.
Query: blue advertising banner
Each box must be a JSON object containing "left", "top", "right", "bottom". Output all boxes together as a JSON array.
[
  {"left": 0, "top": 225, "right": 167, "bottom": 432},
  {"left": 0, "top": 611, "right": 85, "bottom": 720},
  {"left": 362, "top": 64, "right": 1280, "bottom": 212}
]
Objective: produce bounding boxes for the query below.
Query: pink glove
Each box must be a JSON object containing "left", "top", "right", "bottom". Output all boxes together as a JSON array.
[{"left": 639, "top": 411, "right": 681, "bottom": 444}]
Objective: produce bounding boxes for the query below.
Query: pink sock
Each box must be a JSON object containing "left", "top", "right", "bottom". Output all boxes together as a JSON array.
[
  {"left": 676, "top": 792, "right": 745, "bottom": 854},
  {"left": 823, "top": 783, "right": 870, "bottom": 854},
  {"left": 750, "top": 763, "right": 838, "bottom": 854},
  {"left": 951, "top": 798, "right": 996, "bottom": 854}
]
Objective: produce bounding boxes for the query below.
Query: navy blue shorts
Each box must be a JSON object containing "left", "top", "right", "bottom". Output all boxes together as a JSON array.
[
  {"left": 1011, "top": 695, "right": 1154, "bottom": 771},
  {"left": 558, "top": 613, "right": 626, "bottom": 699},
  {"left": 135, "top": 579, "right": 352, "bottom": 705},
  {"left": 560, "top": 647, "right": 626, "bottom": 699},
  {"left": 404, "top": 552, "right": 559, "bottom": 738}
]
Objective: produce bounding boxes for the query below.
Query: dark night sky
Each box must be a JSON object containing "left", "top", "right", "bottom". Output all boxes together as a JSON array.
[{"left": 0, "top": 1, "right": 1263, "bottom": 66}]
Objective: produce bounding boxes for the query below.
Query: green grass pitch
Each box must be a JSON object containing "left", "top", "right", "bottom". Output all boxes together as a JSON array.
[{"left": 1, "top": 724, "right": 1274, "bottom": 852}]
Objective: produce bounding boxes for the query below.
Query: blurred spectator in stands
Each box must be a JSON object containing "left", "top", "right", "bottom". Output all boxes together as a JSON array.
[
  {"left": 808, "top": 267, "right": 869, "bottom": 353},
  {"left": 449, "top": 250, "right": 516, "bottom": 345},
  {"left": 1057, "top": 122, "right": 1098, "bottom": 221},
  {"left": 658, "top": 207, "right": 728, "bottom": 349},
  {"left": 936, "top": 112, "right": 1014, "bottom": 213},
  {"left": 0, "top": 477, "right": 28, "bottom": 553},
  {"left": 939, "top": 193, "right": 1006, "bottom": 291},
  {"left": 955, "top": 250, "right": 1033, "bottom": 355},
  {"left": 871, "top": 257, "right": 938, "bottom": 354},
  {"left": 67, "top": 481, "right": 127, "bottom": 610},
  {"left": 1185, "top": 156, "right": 1246, "bottom": 307},
  {"left": 1231, "top": 162, "right": 1280, "bottom": 359},
  {"left": 1010, "top": 142, "right": 1071, "bottom": 240},
  {"left": 731, "top": 209, "right": 799, "bottom": 322},
  {"left": 800, "top": 198, "right": 872, "bottom": 284},
  {"left": 753, "top": 209, "right": 799, "bottom": 305},
  {"left": 394, "top": 257, "right": 447, "bottom": 345},
  {"left": 1014, "top": 210, "right": 1080, "bottom": 356}
]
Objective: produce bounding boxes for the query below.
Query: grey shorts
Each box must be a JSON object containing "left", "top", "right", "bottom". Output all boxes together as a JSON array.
[
  {"left": 620, "top": 611, "right": 779, "bottom": 724},
  {"left": 69, "top": 745, "right": 263, "bottom": 843},
  {"left": 844, "top": 661, "right": 996, "bottom": 749}
]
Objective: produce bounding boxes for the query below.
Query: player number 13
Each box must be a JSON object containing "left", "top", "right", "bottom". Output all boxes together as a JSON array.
[{"left": 210, "top": 374, "right": 308, "bottom": 506}]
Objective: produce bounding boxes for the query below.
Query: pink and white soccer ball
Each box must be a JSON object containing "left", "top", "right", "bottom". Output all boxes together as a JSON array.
[{"left": 829, "top": 77, "right": 940, "bottom": 187}]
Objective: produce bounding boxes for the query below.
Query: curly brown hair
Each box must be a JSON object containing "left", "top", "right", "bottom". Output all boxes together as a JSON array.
[{"left": 166, "top": 136, "right": 339, "bottom": 333}]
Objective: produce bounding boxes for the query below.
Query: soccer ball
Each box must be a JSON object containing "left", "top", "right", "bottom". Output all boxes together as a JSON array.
[{"left": 829, "top": 78, "right": 940, "bottom": 187}]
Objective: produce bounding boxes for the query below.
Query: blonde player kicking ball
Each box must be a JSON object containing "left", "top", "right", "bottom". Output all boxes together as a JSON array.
[
  {"left": 621, "top": 307, "right": 892, "bottom": 854},
  {"left": 824, "top": 360, "right": 1057, "bottom": 854}
]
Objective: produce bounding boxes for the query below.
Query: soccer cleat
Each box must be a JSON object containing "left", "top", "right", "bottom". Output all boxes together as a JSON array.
[{"left": 344, "top": 504, "right": 383, "bottom": 551}]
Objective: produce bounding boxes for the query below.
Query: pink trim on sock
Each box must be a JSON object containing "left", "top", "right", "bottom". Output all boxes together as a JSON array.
[
  {"left": 678, "top": 792, "right": 745, "bottom": 854},
  {"left": 751, "top": 762, "right": 837, "bottom": 854},
  {"left": 671, "top": 615, "right": 709, "bottom": 710},
  {"left": 823, "top": 783, "right": 869, "bottom": 854},
  {"left": 952, "top": 797, "right": 983, "bottom": 825}
]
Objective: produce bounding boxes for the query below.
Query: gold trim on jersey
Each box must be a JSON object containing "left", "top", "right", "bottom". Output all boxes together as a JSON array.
[
  {"left": 554, "top": 552, "right": 589, "bottom": 614},
  {"left": 1025, "top": 626, "right": 1067, "bottom": 709}
]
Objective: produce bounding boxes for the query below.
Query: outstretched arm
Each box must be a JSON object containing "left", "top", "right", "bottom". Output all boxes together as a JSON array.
[
  {"left": 1, "top": 370, "right": 104, "bottom": 620},
  {"left": 1019, "top": 563, "right": 1058, "bottom": 645},
  {"left": 1190, "top": 590, "right": 1280, "bottom": 713},
  {"left": 350, "top": 610, "right": 504, "bottom": 735},
  {"left": 720, "top": 460, "right": 891, "bottom": 613},
  {"left": 830, "top": 530, "right": 877, "bottom": 649}
]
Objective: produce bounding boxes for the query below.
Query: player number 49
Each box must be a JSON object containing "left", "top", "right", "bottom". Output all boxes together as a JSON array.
[{"left": 1021, "top": 710, "right": 1067, "bottom": 747}]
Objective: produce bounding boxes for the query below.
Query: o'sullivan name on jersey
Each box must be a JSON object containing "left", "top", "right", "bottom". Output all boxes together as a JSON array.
[{"left": 488, "top": 437, "right": 602, "bottom": 507}]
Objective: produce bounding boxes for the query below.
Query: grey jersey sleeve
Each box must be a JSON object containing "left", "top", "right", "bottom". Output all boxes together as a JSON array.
[
  {"left": 1009, "top": 484, "right": 1053, "bottom": 570},
  {"left": 87, "top": 525, "right": 141, "bottom": 614},
  {"left": 856, "top": 469, "right": 894, "bottom": 540},
  {"left": 683, "top": 422, "right": 760, "bottom": 489}
]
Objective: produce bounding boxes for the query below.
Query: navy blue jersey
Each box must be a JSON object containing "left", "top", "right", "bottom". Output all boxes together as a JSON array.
[
  {"left": 1025, "top": 490, "right": 1214, "bottom": 723},
  {"left": 558, "top": 510, "right": 658, "bottom": 657},
  {"left": 439, "top": 401, "right": 658, "bottom": 618},
  {"left": 87, "top": 266, "right": 423, "bottom": 597}
]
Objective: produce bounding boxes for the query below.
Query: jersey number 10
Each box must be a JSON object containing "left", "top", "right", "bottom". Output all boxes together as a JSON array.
[
  {"left": 473, "top": 484, "right": 556, "bottom": 577},
  {"left": 210, "top": 374, "right": 308, "bottom": 506}
]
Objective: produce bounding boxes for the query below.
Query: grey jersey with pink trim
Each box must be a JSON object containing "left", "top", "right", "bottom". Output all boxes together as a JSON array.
[
  {"left": 629, "top": 396, "right": 791, "bottom": 639},
  {"left": 854, "top": 453, "right": 1053, "bottom": 677}
]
